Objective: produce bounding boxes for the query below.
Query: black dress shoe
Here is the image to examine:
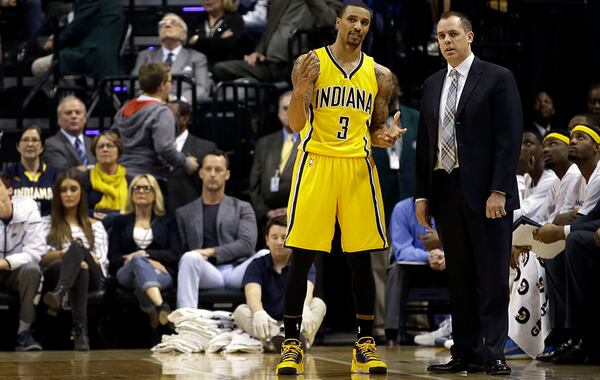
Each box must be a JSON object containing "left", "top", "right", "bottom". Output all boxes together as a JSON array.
[
  {"left": 485, "top": 360, "right": 511, "bottom": 376},
  {"left": 536, "top": 338, "right": 576, "bottom": 362},
  {"left": 43, "top": 285, "right": 68, "bottom": 310},
  {"left": 553, "top": 341, "right": 587, "bottom": 364},
  {"left": 427, "top": 358, "right": 484, "bottom": 373}
]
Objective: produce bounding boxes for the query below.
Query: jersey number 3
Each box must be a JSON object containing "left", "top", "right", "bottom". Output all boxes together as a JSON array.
[{"left": 337, "top": 116, "right": 349, "bottom": 140}]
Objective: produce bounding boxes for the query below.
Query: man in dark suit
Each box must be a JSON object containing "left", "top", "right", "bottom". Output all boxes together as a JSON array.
[
  {"left": 166, "top": 100, "right": 217, "bottom": 211},
  {"left": 43, "top": 95, "right": 95, "bottom": 172},
  {"left": 250, "top": 91, "right": 298, "bottom": 237},
  {"left": 132, "top": 13, "right": 210, "bottom": 101},
  {"left": 31, "top": 0, "right": 123, "bottom": 80},
  {"left": 415, "top": 12, "right": 522, "bottom": 375}
]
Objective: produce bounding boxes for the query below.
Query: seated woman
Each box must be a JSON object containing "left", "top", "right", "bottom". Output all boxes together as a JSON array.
[
  {"left": 108, "top": 174, "right": 180, "bottom": 328},
  {"left": 81, "top": 132, "right": 130, "bottom": 224},
  {"left": 41, "top": 169, "right": 108, "bottom": 350},
  {"left": 4, "top": 124, "right": 58, "bottom": 217},
  {"left": 189, "top": 0, "right": 246, "bottom": 69}
]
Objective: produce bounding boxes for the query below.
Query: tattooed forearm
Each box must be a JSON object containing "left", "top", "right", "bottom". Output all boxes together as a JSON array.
[{"left": 371, "top": 64, "right": 393, "bottom": 129}]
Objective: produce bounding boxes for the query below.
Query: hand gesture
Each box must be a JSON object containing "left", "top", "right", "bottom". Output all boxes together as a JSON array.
[
  {"left": 150, "top": 259, "right": 167, "bottom": 273},
  {"left": 253, "top": 310, "right": 277, "bottom": 340},
  {"left": 372, "top": 111, "right": 406, "bottom": 148},
  {"left": 293, "top": 51, "right": 320, "bottom": 93},
  {"left": 533, "top": 224, "right": 565, "bottom": 244},
  {"left": 510, "top": 245, "right": 531, "bottom": 269}
]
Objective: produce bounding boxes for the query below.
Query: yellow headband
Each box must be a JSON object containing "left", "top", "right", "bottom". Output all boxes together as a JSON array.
[
  {"left": 572, "top": 125, "right": 600, "bottom": 144},
  {"left": 543, "top": 133, "right": 570, "bottom": 145}
]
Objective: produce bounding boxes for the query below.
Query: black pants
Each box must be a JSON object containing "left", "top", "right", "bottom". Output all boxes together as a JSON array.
[
  {"left": 432, "top": 170, "right": 511, "bottom": 362},
  {"left": 564, "top": 230, "right": 600, "bottom": 351},
  {"left": 43, "top": 242, "right": 103, "bottom": 325}
]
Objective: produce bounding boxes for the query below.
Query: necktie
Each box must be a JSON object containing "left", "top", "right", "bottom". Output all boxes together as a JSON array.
[
  {"left": 440, "top": 69, "right": 459, "bottom": 173},
  {"left": 165, "top": 52, "right": 174, "bottom": 67},
  {"left": 279, "top": 134, "right": 294, "bottom": 173},
  {"left": 74, "top": 138, "right": 88, "bottom": 166}
]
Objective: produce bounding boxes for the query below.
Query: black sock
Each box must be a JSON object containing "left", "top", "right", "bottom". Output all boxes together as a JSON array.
[
  {"left": 284, "top": 315, "right": 303, "bottom": 341},
  {"left": 357, "top": 318, "right": 374, "bottom": 339}
]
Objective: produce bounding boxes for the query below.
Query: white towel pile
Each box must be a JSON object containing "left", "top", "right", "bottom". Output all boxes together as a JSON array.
[{"left": 151, "top": 308, "right": 263, "bottom": 354}]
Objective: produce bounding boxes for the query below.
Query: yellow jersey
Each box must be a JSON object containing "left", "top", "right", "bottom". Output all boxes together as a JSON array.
[{"left": 298, "top": 46, "right": 379, "bottom": 158}]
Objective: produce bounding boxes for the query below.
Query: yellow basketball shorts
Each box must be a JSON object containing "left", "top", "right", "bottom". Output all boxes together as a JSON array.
[{"left": 285, "top": 151, "right": 388, "bottom": 253}]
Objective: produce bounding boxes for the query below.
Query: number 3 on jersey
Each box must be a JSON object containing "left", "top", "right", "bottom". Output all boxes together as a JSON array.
[{"left": 337, "top": 116, "right": 350, "bottom": 140}]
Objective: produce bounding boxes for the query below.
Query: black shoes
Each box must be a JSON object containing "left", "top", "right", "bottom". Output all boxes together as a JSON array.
[
  {"left": 536, "top": 338, "right": 577, "bottom": 362},
  {"left": 43, "top": 285, "right": 68, "bottom": 310},
  {"left": 427, "top": 358, "right": 484, "bottom": 373},
  {"left": 72, "top": 323, "right": 90, "bottom": 351},
  {"left": 485, "top": 359, "right": 511, "bottom": 375}
]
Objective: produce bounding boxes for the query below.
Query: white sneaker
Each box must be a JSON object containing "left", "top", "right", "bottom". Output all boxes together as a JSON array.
[{"left": 413, "top": 317, "right": 452, "bottom": 346}]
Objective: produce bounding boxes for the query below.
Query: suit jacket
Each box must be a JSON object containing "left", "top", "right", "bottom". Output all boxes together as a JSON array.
[
  {"left": 250, "top": 130, "right": 299, "bottom": 223},
  {"left": 108, "top": 213, "right": 181, "bottom": 278},
  {"left": 415, "top": 57, "right": 523, "bottom": 213},
  {"left": 191, "top": 11, "right": 246, "bottom": 66},
  {"left": 42, "top": 131, "right": 95, "bottom": 171},
  {"left": 255, "top": 0, "right": 342, "bottom": 57},
  {"left": 175, "top": 195, "right": 257, "bottom": 265},
  {"left": 166, "top": 134, "right": 217, "bottom": 211},
  {"left": 58, "top": 0, "right": 124, "bottom": 78},
  {"left": 133, "top": 47, "right": 210, "bottom": 100}
]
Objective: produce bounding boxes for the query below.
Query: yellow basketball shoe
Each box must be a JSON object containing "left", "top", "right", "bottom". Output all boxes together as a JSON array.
[
  {"left": 275, "top": 338, "right": 304, "bottom": 375},
  {"left": 351, "top": 337, "right": 388, "bottom": 374}
]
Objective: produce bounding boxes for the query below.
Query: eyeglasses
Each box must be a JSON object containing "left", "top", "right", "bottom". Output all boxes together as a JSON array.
[
  {"left": 20, "top": 137, "right": 41, "bottom": 144},
  {"left": 97, "top": 143, "right": 117, "bottom": 150},
  {"left": 159, "top": 19, "right": 184, "bottom": 29},
  {"left": 60, "top": 185, "right": 79, "bottom": 193},
  {"left": 132, "top": 185, "right": 154, "bottom": 193}
]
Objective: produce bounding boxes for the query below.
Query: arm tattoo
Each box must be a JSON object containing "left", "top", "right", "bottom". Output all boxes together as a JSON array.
[{"left": 371, "top": 64, "right": 393, "bottom": 131}]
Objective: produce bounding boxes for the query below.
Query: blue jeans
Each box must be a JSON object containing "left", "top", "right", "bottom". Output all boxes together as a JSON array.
[
  {"left": 177, "top": 250, "right": 269, "bottom": 309},
  {"left": 116, "top": 255, "right": 173, "bottom": 313}
]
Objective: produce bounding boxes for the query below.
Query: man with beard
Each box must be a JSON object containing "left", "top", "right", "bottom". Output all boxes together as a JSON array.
[{"left": 275, "top": 0, "right": 405, "bottom": 375}]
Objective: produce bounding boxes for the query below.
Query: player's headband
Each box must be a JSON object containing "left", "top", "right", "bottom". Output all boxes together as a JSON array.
[
  {"left": 571, "top": 125, "right": 600, "bottom": 144},
  {"left": 543, "top": 133, "right": 569, "bottom": 145}
]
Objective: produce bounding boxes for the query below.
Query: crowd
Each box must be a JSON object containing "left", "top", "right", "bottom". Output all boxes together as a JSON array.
[{"left": 0, "top": 0, "right": 599, "bottom": 372}]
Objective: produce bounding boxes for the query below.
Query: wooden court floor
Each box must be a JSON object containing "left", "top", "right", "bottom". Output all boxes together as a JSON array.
[{"left": 0, "top": 346, "right": 599, "bottom": 379}]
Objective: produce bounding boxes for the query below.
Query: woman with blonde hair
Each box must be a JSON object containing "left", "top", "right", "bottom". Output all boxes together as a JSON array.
[
  {"left": 81, "top": 132, "right": 130, "bottom": 222},
  {"left": 108, "top": 174, "right": 181, "bottom": 327},
  {"left": 41, "top": 169, "right": 108, "bottom": 350}
]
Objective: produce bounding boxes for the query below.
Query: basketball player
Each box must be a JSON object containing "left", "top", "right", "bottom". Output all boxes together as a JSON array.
[{"left": 275, "top": 0, "right": 405, "bottom": 375}]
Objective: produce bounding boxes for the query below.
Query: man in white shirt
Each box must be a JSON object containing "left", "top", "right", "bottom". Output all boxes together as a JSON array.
[
  {"left": 0, "top": 172, "right": 45, "bottom": 351},
  {"left": 133, "top": 13, "right": 210, "bottom": 102}
]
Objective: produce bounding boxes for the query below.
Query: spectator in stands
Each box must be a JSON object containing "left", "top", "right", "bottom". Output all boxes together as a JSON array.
[
  {"left": 4, "top": 124, "right": 58, "bottom": 217},
  {"left": 111, "top": 62, "right": 199, "bottom": 182},
  {"left": 80, "top": 132, "right": 130, "bottom": 222},
  {"left": 514, "top": 130, "right": 557, "bottom": 220},
  {"left": 234, "top": 216, "right": 326, "bottom": 351},
  {"left": 165, "top": 100, "right": 217, "bottom": 211},
  {"left": 384, "top": 197, "right": 447, "bottom": 347},
  {"left": 40, "top": 169, "right": 108, "bottom": 351},
  {"left": 587, "top": 83, "right": 600, "bottom": 115},
  {"left": 530, "top": 91, "right": 556, "bottom": 137},
  {"left": 31, "top": 0, "right": 124, "bottom": 80},
  {"left": 133, "top": 13, "right": 210, "bottom": 102},
  {"left": 250, "top": 91, "right": 297, "bottom": 235},
  {"left": 108, "top": 174, "right": 180, "bottom": 328},
  {"left": 212, "top": 0, "right": 343, "bottom": 82},
  {"left": 43, "top": 95, "right": 95, "bottom": 172},
  {"left": 189, "top": 0, "right": 247, "bottom": 69},
  {"left": 0, "top": 172, "right": 45, "bottom": 351},
  {"left": 176, "top": 150, "right": 258, "bottom": 309}
]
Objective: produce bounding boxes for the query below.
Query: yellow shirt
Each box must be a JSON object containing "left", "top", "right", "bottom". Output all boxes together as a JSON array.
[{"left": 299, "top": 46, "right": 378, "bottom": 158}]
